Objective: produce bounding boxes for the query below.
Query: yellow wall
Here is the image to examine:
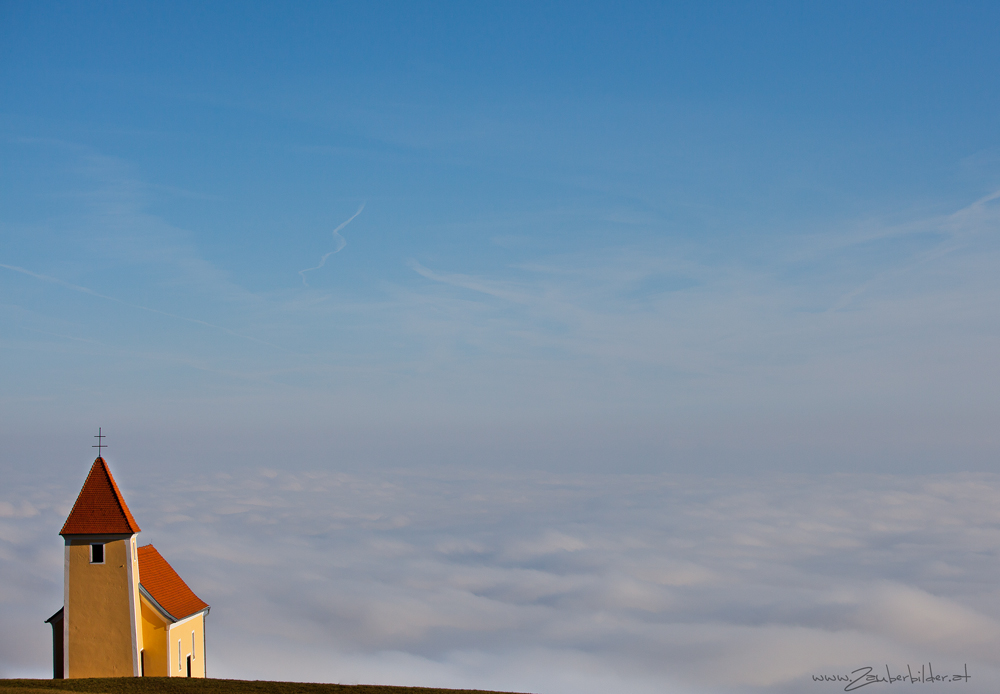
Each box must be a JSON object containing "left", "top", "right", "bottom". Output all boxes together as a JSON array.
[
  {"left": 140, "top": 597, "right": 207, "bottom": 678},
  {"left": 168, "top": 613, "right": 206, "bottom": 678},
  {"left": 65, "top": 536, "right": 139, "bottom": 678},
  {"left": 139, "top": 597, "right": 170, "bottom": 676}
]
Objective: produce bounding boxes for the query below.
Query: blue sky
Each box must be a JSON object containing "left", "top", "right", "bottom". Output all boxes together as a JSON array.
[
  {"left": 4, "top": 3, "right": 1000, "bottom": 692},
  {"left": 3, "top": 3, "right": 1000, "bottom": 472}
]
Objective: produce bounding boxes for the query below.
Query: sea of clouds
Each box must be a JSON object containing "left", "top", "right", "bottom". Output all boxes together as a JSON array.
[{"left": 3, "top": 467, "right": 1000, "bottom": 693}]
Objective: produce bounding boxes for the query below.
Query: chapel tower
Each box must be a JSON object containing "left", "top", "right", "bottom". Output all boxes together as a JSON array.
[{"left": 58, "top": 456, "right": 143, "bottom": 677}]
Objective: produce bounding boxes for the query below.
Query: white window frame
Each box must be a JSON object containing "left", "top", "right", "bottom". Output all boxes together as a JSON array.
[{"left": 90, "top": 543, "right": 105, "bottom": 564}]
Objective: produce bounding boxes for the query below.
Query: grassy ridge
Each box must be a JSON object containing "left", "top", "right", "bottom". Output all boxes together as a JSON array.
[{"left": 0, "top": 680, "right": 527, "bottom": 694}]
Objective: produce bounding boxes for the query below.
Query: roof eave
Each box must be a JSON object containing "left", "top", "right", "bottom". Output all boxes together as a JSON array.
[{"left": 138, "top": 583, "right": 178, "bottom": 623}]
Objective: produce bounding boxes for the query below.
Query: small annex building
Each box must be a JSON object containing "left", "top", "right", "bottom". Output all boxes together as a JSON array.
[{"left": 45, "top": 456, "right": 209, "bottom": 678}]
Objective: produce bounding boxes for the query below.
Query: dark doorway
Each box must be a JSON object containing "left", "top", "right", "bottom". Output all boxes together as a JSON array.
[
  {"left": 45, "top": 608, "right": 64, "bottom": 679},
  {"left": 186, "top": 655, "right": 191, "bottom": 677}
]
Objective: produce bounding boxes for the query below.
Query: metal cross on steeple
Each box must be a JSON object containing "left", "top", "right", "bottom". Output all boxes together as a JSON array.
[{"left": 93, "top": 427, "right": 107, "bottom": 457}]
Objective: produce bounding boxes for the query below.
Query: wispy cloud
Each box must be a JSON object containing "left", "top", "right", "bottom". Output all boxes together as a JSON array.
[
  {"left": 827, "top": 187, "right": 1000, "bottom": 310},
  {"left": 4, "top": 136, "right": 1000, "bottom": 472},
  {"left": 408, "top": 260, "right": 532, "bottom": 303},
  {"left": 0, "top": 263, "right": 285, "bottom": 350},
  {"left": 299, "top": 203, "right": 366, "bottom": 286}
]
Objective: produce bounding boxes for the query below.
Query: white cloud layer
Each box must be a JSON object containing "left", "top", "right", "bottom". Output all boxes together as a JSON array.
[{"left": 3, "top": 466, "right": 1000, "bottom": 693}]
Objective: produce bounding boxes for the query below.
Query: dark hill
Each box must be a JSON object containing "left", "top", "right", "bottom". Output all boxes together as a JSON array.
[{"left": 0, "top": 680, "right": 527, "bottom": 694}]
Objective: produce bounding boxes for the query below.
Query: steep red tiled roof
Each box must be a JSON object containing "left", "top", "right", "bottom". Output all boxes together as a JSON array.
[
  {"left": 60, "top": 457, "right": 141, "bottom": 535},
  {"left": 137, "top": 544, "right": 209, "bottom": 620}
]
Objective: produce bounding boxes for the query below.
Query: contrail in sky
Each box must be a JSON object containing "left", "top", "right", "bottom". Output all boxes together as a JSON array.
[
  {"left": 0, "top": 263, "right": 285, "bottom": 350},
  {"left": 299, "top": 203, "right": 365, "bottom": 286}
]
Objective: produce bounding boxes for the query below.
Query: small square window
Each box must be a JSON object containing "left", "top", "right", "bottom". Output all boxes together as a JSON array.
[{"left": 90, "top": 543, "right": 104, "bottom": 564}]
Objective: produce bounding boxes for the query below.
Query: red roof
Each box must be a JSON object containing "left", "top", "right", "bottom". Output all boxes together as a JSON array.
[
  {"left": 60, "top": 457, "right": 141, "bottom": 535},
  {"left": 137, "top": 544, "right": 209, "bottom": 620}
]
